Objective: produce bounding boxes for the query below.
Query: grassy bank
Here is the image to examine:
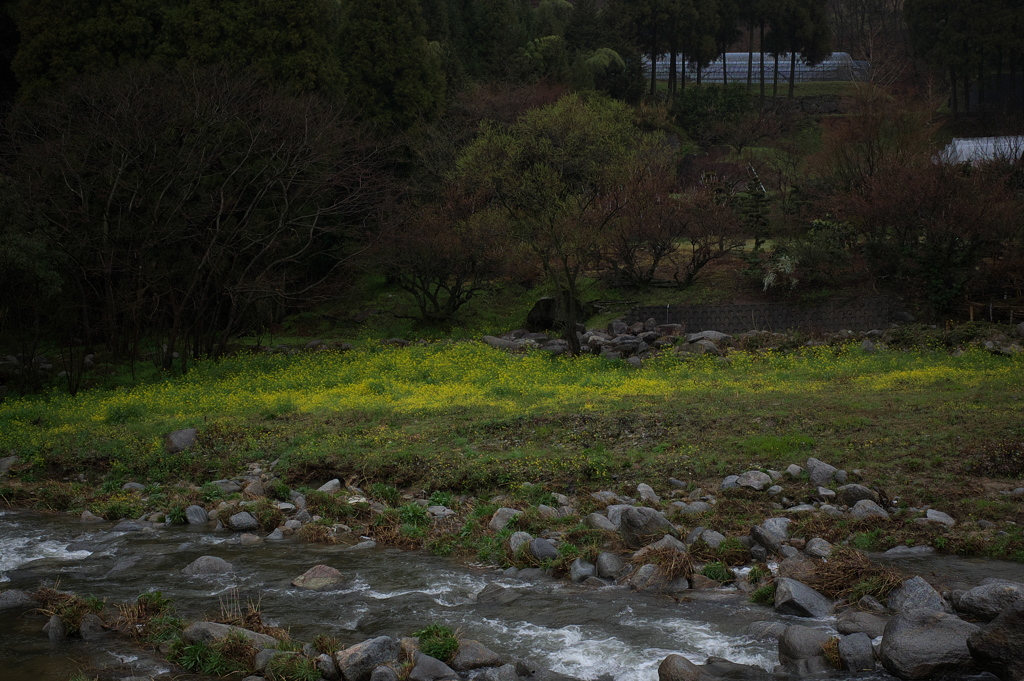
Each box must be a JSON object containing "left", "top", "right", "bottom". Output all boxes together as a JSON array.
[{"left": 1, "top": 342, "right": 1021, "bottom": 529}]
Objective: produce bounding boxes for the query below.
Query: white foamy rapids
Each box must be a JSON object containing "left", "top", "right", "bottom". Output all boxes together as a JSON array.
[
  {"left": 0, "top": 533, "right": 92, "bottom": 581},
  {"left": 618, "top": 608, "right": 776, "bottom": 669},
  {"left": 314, "top": 571, "right": 488, "bottom": 606},
  {"left": 468, "top": 618, "right": 669, "bottom": 681}
]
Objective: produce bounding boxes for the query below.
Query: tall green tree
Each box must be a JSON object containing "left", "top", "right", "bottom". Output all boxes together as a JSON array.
[
  {"left": 455, "top": 94, "right": 648, "bottom": 353},
  {"left": 338, "top": 0, "right": 445, "bottom": 129},
  {"left": 11, "top": 0, "right": 162, "bottom": 97},
  {"left": 159, "top": 0, "right": 344, "bottom": 96}
]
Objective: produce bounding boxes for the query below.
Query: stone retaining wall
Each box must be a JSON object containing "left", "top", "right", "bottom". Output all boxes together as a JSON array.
[{"left": 627, "top": 298, "right": 893, "bottom": 335}]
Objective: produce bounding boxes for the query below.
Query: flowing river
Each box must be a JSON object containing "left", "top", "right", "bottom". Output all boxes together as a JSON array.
[{"left": 3, "top": 509, "right": 1023, "bottom": 681}]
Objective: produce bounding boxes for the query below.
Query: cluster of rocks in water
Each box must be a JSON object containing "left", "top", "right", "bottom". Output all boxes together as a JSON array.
[
  {"left": 5, "top": 439, "right": 1024, "bottom": 681},
  {"left": 482, "top": 319, "right": 1024, "bottom": 363}
]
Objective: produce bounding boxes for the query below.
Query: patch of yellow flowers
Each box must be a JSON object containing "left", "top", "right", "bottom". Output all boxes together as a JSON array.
[{"left": 0, "top": 342, "right": 1018, "bottom": 458}]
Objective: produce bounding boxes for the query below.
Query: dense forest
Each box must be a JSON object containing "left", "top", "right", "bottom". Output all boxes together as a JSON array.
[{"left": 0, "top": 0, "right": 1022, "bottom": 388}]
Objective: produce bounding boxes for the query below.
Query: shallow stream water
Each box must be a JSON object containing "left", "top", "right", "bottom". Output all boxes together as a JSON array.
[{"left": 3, "top": 509, "right": 1023, "bottom": 681}]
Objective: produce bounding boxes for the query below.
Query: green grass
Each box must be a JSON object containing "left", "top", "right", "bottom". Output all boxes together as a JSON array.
[{"left": 0, "top": 341, "right": 1021, "bottom": 531}]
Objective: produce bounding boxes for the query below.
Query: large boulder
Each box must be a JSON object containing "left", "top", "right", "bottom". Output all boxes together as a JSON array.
[
  {"left": 774, "top": 578, "right": 832, "bottom": 618},
  {"left": 334, "top": 636, "right": 400, "bottom": 681},
  {"left": 836, "top": 484, "right": 879, "bottom": 506},
  {"left": 165, "top": 428, "right": 198, "bottom": 453},
  {"left": 489, "top": 508, "right": 522, "bottom": 532},
  {"left": 837, "top": 609, "right": 888, "bottom": 638},
  {"left": 291, "top": 564, "right": 345, "bottom": 590},
  {"left": 880, "top": 608, "right": 980, "bottom": 679},
  {"left": 838, "top": 633, "right": 875, "bottom": 672},
  {"left": 658, "top": 654, "right": 771, "bottom": 681},
  {"left": 957, "top": 579, "right": 1024, "bottom": 621},
  {"left": 619, "top": 506, "right": 677, "bottom": 549},
  {"left": 181, "top": 622, "right": 277, "bottom": 649},
  {"left": 450, "top": 640, "right": 505, "bottom": 671},
  {"left": 777, "top": 625, "right": 834, "bottom": 677},
  {"left": 227, "top": 511, "right": 260, "bottom": 531},
  {"left": 185, "top": 504, "right": 209, "bottom": 524},
  {"left": 851, "top": 499, "right": 889, "bottom": 520},
  {"left": 737, "top": 471, "right": 772, "bottom": 491},
  {"left": 408, "top": 651, "right": 460, "bottom": 681},
  {"left": 182, "top": 555, "right": 234, "bottom": 576},
  {"left": 888, "top": 576, "right": 948, "bottom": 614},
  {"left": 967, "top": 605, "right": 1024, "bottom": 680},
  {"left": 805, "top": 458, "right": 837, "bottom": 486}
]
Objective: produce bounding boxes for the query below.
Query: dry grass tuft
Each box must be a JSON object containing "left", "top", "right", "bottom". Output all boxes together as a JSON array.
[
  {"left": 215, "top": 590, "right": 289, "bottom": 642},
  {"left": 821, "top": 636, "right": 842, "bottom": 669},
  {"left": 805, "top": 546, "right": 904, "bottom": 602}
]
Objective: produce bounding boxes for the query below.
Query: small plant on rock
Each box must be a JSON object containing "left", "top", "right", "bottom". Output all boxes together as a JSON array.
[
  {"left": 750, "top": 582, "right": 776, "bottom": 605},
  {"left": 699, "top": 561, "right": 733, "bottom": 583},
  {"left": 413, "top": 623, "right": 459, "bottom": 663}
]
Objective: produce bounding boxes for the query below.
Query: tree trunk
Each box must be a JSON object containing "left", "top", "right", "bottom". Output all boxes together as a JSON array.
[{"left": 788, "top": 51, "right": 797, "bottom": 99}]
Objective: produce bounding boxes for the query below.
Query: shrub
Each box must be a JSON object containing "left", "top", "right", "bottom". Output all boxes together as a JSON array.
[
  {"left": 413, "top": 623, "right": 459, "bottom": 663},
  {"left": 369, "top": 483, "right": 401, "bottom": 506},
  {"left": 750, "top": 582, "right": 776, "bottom": 605},
  {"left": 265, "top": 653, "right": 320, "bottom": 681},
  {"left": 700, "top": 561, "right": 732, "bottom": 583},
  {"left": 428, "top": 490, "right": 454, "bottom": 508}
]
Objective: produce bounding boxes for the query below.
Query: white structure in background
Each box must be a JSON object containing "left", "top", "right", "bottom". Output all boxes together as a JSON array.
[
  {"left": 643, "top": 52, "right": 870, "bottom": 83},
  {"left": 938, "top": 136, "right": 1024, "bottom": 164}
]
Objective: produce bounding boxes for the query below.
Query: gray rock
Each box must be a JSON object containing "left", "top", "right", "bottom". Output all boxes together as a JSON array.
[
  {"left": 0, "top": 455, "right": 20, "bottom": 475},
  {"left": 637, "top": 483, "right": 660, "bottom": 504},
  {"left": 746, "top": 620, "right": 787, "bottom": 641},
  {"left": 529, "top": 538, "right": 559, "bottom": 561},
  {"left": 737, "top": 471, "right": 772, "bottom": 491},
  {"left": 786, "top": 464, "right": 804, "bottom": 478},
  {"left": 761, "top": 517, "right": 792, "bottom": 540},
  {"left": 774, "top": 577, "right": 833, "bottom": 618},
  {"left": 569, "top": 558, "right": 596, "bottom": 583},
  {"left": 767, "top": 485, "right": 783, "bottom": 496},
  {"left": 595, "top": 552, "right": 625, "bottom": 579},
  {"left": 721, "top": 475, "right": 740, "bottom": 489},
  {"left": 0, "top": 589, "right": 34, "bottom": 609},
  {"left": 184, "top": 504, "right": 208, "bottom": 524},
  {"left": 627, "top": 563, "right": 660, "bottom": 590},
  {"left": 920, "top": 509, "right": 956, "bottom": 527},
  {"left": 476, "top": 584, "right": 523, "bottom": 606},
  {"left": 837, "top": 484, "right": 879, "bottom": 506},
  {"left": 476, "top": 663, "right": 520, "bottom": 681},
  {"left": 839, "top": 632, "right": 875, "bottom": 672},
  {"left": 680, "top": 501, "right": 713, "bottom": 514},
  {"left": 266, "top": 528, "right": 284, "bottom": 540},
  {"left": 165, "top": 428, "right": 198, "bottom": 453},
  {"left": 880, "top": 608, "right": 980, "bottom": 679},
  {"left": 851, "top": 499, "right": 889, "bottom": 519},
  {"left": 584, "top": 512, "right": 617, "bottom": 532},
  {"left": 121, "top": 482, "right": 145, "bottom": 492},
  {"left": 536, "top": 504, "right": 559, "bottom": 519},
  {"left": 80, "top": 510, "right": 104, "bottom": 523},
  {"left": 806, "top": 458, "right": 838, "bottom": 486},
  {"left": 750, "top": 526, "right": 783, "bottom": 555},
  {"left": 256, "top": 649, "right": 294, "bottom": 672},
  {"left": 489, "top": 507, "right": 522, "bottom": 532},
  {"left": 409, "top": 651, "right": 459, "bottom": 681},
  {"left": 227, "top": 511, "right": 260, "bottom": 531},
  {"left": 370, "top": 665, "right": 401, "bottom": 681},
  {"left": 508, "top": 531, "right": 533, "bottom": 554},
  {"left": 291, "top": 564, "right": 344, "bottom": 589},
  {"left": 686, "top": 330, "right": 731, "bottom": 343},
  {"left": 104, "top": 555, "right": 141, "bottom": 578},
  {"left": 700, "top": 530, "right": 726, "bottom": 548},
  {"left": 182, "top": 555, "right": 233, "bottom": 576},
  {"left": 859, "top": 595, "right": 888, "bottom": 613},
  {"left": 318, "top": 478, "right": 342, "bottom": 493},
  {"left": 606, "top": 504, "right": 632, "bottom": 527},
  {"left": 967, "top": 604, "right": 1024, "bottom": 680},
  {"left": 883, "top": 545, "right": 935, "bottom": 557},
  {"left": 837, "top": 610, "right": 888, "bottom": 638},
  {"left": 590, "top": 490, "right": 622, "bottom": 506},
  {"left": 317, "top": 653, "right": 340, "bottom": 680},
  {"left": 334, "top": 636, "right": 400, "bottom": 681},
  {"left": 957, "top": 579, "right": 1024, "bottom": 621},
  {"left": 211, "top": 479, "right": 242, "bottom": 494},
  {"left": 619, "top": 506, "right": 676, "bottom": 549},
  {"left": 182, "top": 622, "right": 278, "bottom": 649},
  {"left": 804, "top": 538, "right": 832, "bottom": 558},
  {"left": 112, "top": 520, "right": 147, "bottom": 531},
  {"left": 777, "top": 625, "right": 834, "bottom": 677},
  {"left": 888, "top": 576, "right": 948, "bottom": 614},
  {"left": 450, "top": 639, "right": 505, "bottom": 671},
  {"left": 46, "top": 614, "right": 67, "bottom": 642},
  {"left": 634, "top": 534, "right": 689, "bottom": 560}
]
